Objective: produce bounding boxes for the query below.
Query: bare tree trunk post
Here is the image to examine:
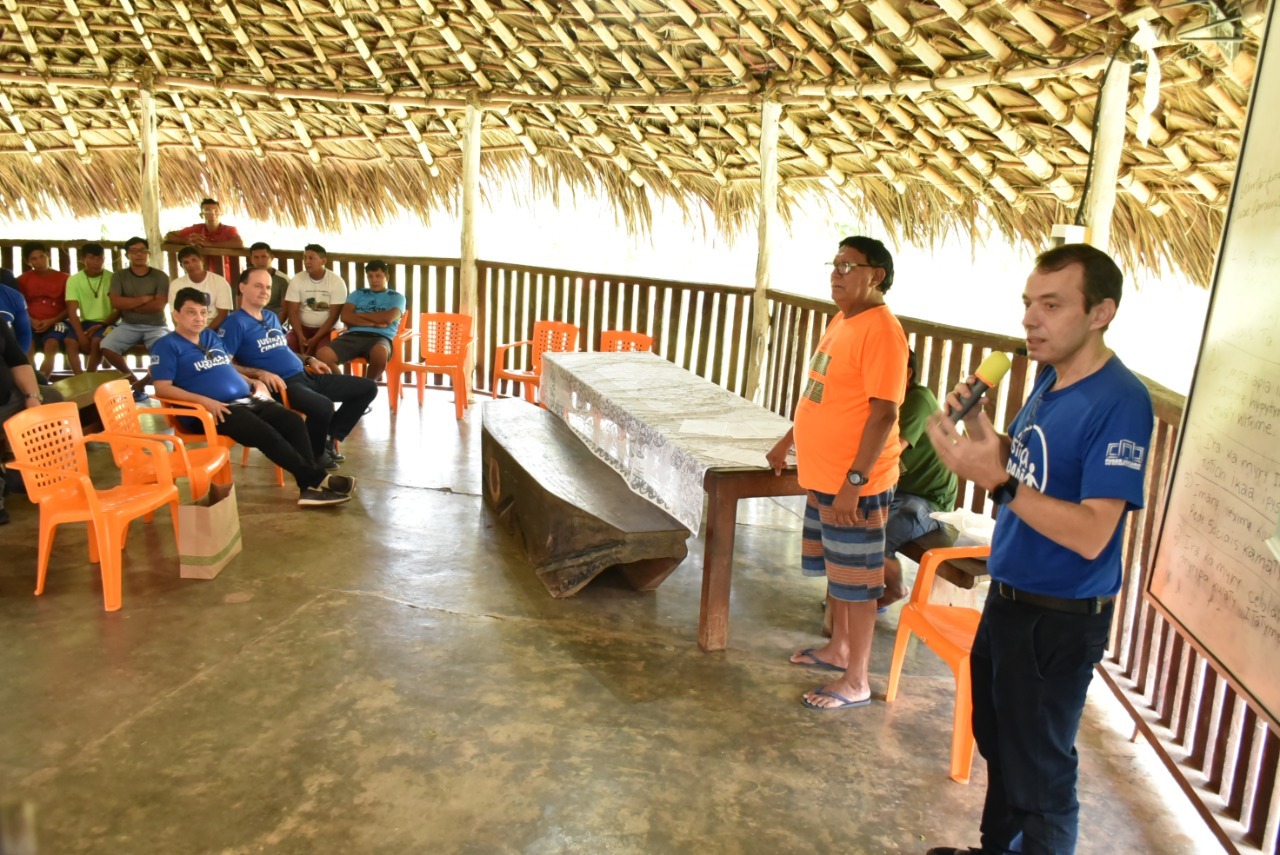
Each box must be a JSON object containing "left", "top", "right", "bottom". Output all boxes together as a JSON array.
[
  {"left": 745, "top": 99, "right": 781, "bottom": 403},
  {"left": 1085, "top": 57, "right": 1132, "bottom": 253},
  {"left": 139, "top": 73, "right": 163, "bottom": 259},
  {"left": 461, "top": 102, "right": 481, "bottom": 400}
]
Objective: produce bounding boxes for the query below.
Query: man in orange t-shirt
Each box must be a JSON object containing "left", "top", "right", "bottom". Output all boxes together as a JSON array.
[{"left": 767, "top": 235, "right": 908, "bottom": 710}]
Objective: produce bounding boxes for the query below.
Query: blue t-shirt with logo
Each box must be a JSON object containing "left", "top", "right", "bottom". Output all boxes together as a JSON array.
[
  {"left": 989, "top": 356, "right": 1154, "bottom": 598},
  {"left": 0, "top": 281, "right": 32, "bottom": 353},
  {"left": 149, "top": 329, "right": 251, "bottom": 403},
  {"left": 218, "top": 309, "right": 305, "bottom": 379},
  {"left": 344, "top": 289, "right": 406, "bottom": 340}
]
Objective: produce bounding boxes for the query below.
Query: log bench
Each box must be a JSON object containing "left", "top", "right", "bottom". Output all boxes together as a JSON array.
[
  {"left": 899, "top": 525, "right": 989, "bottom": 589},
  {"left": 481, "top": 399, "right": 690, "bottom": 598}
]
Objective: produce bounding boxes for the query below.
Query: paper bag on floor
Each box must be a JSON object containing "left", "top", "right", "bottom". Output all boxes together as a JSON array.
[{"left": 178, "top": 482, "right": 243, "bottom": 579}]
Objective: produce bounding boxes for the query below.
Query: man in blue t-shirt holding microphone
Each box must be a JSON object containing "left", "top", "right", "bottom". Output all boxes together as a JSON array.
[
  {"left": 150, "top": 288, "right": 354, "bottom": 508},
  {"left": 221, "top": 267, "right": 376, "bottom": 469},
  {"left": 924, "top": 244, "right": 1154, "bottom": 855}
]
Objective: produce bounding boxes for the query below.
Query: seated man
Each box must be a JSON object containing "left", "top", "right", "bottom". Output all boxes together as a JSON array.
[
  {"left": 246, "top": 241, "right": 290, "bottom": 316},
  {"left": 0, "top": 318, "right": 64, "bottom": 525},
  {"left": 222, "top": 268, "right": 377, "bottom": 468},
  {"left": 171, "top": 245, "right": 233, "bottom": 329},
  {"left": 0, "top": 276, "right": 33, "bottom": 355},
  {"left": 150, "top": 288, "right": 354, "bottom": 508},
  {"left": 101, "top": 236, "right": 170, "bottom": 400},
  {"left": 284, "top": 244, "right": 347, "bottom": 356},
  {"left": 880, "top": 349, "right": 958, "bottom": 606},
  {"left": 16, "top": 242, "right": 75, "bottom": 376},
  {"left": 65, "top": 243, "right": 119, "bottom": 372},
  {"left": 314, "top": 260, "right": 405, "bottom": 382}
]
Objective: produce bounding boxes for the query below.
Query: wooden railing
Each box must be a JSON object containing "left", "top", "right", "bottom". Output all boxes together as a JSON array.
[{"left": 3, "top": 237, "right": 1274, "bottom": 853}]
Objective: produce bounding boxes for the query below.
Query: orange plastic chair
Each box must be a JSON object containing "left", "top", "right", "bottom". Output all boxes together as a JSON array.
[
  {"left": 491, "top": 320, "right": 578, "bottom": 404},
  {"left": 885, "top": 544, "right": 991, "bottom": 784},
  {"left": 154, "top": 396, "right": 286, "bottom": 488},
  {"left": 94, "top": 379, "right": 232, "bottom": 501},
  {"left": 387, "top": 312, "right": 474, "bottom": 419},
  {"left": 599, "top": 330, "right": 653, "bottom": 352},
  {"left": 3, "top": 402, "right": 181, "bottom": 612}
]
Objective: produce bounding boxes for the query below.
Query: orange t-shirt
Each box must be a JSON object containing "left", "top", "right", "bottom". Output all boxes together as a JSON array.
[{"left": 793, "top": 305, "right": 908, "bottom": 494}]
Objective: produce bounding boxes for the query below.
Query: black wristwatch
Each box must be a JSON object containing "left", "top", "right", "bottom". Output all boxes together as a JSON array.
[
  {"left": 992, "top": 475, "right": 1020, "bottom": 505},
  {"left": 846, "top": 469, "right": 868, "bottom": 487}
]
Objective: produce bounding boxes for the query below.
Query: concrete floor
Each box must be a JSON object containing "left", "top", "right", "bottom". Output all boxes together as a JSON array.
[{"left": 0, "top": 391, "right": 1214, "bottom": 854}]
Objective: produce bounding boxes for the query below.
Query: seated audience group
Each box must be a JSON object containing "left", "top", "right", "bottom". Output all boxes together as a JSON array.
[{"left": 1, "top": 202, "right": 407, "bottom": 517}]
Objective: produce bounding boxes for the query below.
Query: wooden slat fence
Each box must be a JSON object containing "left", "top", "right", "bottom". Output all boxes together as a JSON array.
[{"left": 3, "top": 238, "right": 1275, "bottom": 853}]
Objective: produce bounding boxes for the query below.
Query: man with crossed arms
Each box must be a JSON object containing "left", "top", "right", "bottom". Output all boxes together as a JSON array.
[{"left": 219, "top": 268, "right": 376, "bottom": 470}]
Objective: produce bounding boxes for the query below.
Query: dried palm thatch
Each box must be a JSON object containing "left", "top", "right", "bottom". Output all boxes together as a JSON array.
[{"left": 0, "top": 0, "right": 1264, "bottom": 285}]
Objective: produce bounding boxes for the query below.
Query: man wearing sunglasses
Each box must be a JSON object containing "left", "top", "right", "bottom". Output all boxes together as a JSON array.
[{"left": 768, "top": 236, "right": 909, "bottom": 710}]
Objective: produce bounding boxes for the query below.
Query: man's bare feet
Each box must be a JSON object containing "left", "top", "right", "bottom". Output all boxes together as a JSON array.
[
  {"left": 790, "top": 644, "right": 848, "bottom": 670},
  {"left": 802, "top": 677, "right": 872, "bottom": 709}
]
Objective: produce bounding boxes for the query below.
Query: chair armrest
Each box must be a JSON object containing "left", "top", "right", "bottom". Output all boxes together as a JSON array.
[
  {"left": 911, "top": 545, "right": 992, "bottom": 602},
  {"left": 154, "top": 397, "right": 220, "bottom": 438},
  {"left": 82, "top": 433, "right": 178, "bottom": 487},
  {"left": 91, "top": 431, "right": 195, "bottom": 477},
  {"left": 493, "top": 340, "right": 531, "bottom": 375}
]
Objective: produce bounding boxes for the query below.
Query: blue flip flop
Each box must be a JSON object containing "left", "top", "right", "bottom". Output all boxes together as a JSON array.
[
  {"left": 791, "top": 648, "right": 845, "bottom": 672},
  {"left": 802, "top": 687, "right": 872, "bottom": 710}
]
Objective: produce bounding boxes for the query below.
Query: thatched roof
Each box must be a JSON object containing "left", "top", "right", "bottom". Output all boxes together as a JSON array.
[{"left": 0, "top": 0, "right": 1264, "bottom": 285}]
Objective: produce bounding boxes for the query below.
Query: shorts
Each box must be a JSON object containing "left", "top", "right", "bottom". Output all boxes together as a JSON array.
[
  {"left": 102, "top": 322, "right": 168, "bottom": 353},
  {"left": 35, "top": 322, "right": 70, "bottom": 345},
  {"left": 801, "top": 487, "right": 894, "bottom": 602},
  {"left": 325, "top": 332, "right": 392, "bottom": 363},
  {"left": 884, "top": 493, "right": 945, "bottom": 558}
]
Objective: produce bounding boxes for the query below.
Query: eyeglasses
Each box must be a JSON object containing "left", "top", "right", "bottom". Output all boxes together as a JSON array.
[{"left": 828, "top": 261, "right": 878, "bottom": 275}]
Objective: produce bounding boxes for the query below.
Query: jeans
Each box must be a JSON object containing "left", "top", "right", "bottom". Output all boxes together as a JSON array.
[
  {"left": 279, "top": 371, "right": 377, "bottom": 457},
  {"left": 884, "top": 493, "right": 942, "bottom": 557},
  {"left": 971, "top": 588, "right": 1113, "bottom": 855},
  {"left": 214, "top": 398, "right": 326, "bottom": 490}
]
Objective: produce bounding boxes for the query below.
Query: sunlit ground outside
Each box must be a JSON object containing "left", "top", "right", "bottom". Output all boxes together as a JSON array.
[{"left": 2, "top": 187, "right": 1209, "bottom": 392}]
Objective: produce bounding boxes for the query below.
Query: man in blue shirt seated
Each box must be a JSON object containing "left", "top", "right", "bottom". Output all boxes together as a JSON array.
[
  {"left": 0, "top": 273, "right": 34, "bottom": 355},
  {"left": 150, "top": 288, "right": 355, "bottom": 508},
  {"left": 222, "top": 268, "right": 377, "bottom": 469},
  {"left": 314, "top": 259, "right": 405, "bottom": 383}
]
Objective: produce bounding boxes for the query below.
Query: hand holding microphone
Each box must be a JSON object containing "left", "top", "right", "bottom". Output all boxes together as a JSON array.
[{"left": 945, "top": 351, "right": 1012, "bottom": 422}]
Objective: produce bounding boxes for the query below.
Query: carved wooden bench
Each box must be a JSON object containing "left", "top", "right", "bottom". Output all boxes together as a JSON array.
[{"left": 481, "top": 399, "right": 690, "bottom": 598}]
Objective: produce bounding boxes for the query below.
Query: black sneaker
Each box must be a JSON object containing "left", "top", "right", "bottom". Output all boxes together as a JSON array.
[
  {"left": 321, "top": 474, "right": 356, "bottom": 495},
  {"left": 319, "top": 450, "right": 341, "bottom": 471},
  {"left": 326, "top": 437, "right": 346, "bottom": 462},
  {"left": 298, "top": 487, "right": 351, "bottom": 507},
  {"left": 0, "top": 504, "right": 9, "bottom": 526}
]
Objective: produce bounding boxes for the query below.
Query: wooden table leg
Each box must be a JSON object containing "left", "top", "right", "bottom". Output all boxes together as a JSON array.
[{"left": 699, "top": 474, "right": 737, "bottom": 651}]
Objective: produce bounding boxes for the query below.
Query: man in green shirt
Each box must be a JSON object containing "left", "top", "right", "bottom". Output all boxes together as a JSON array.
[
  {"left": 65, "top": 242, "right": 118, "bottom": 372},
  {"left": 880, "top": 349, "right": 958, "bottom": 606}
]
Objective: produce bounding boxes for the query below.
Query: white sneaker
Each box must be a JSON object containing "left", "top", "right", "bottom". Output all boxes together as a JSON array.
[{"left": 321, "top": 474, "right": 356, "bottom": 495}]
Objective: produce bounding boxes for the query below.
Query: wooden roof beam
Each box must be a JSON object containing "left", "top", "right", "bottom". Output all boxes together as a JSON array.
[
  {"left": 167, "top": 92, "right": 207, "bottom": 164},
  {"left": 363, "top": 0, "right": 435, "bottom": 98},
  {"left": 866, "top": 0, "right": 1076, "bottom": 203},
  {"left": 328, "top": 0, "right": 438, "bottom": 176},
  {"left": 929, "top": 0, "right": 1164, "bottom": 212},
  {"left": 467, "top": 0, "right": 557, "bottom": 91},
  {"left": 2, "top": 0, "right": 89, "bottom": 162},
  {"left": 208, "top": 0, "right": 320, "bottom": 165},
  {"left": 1125, "top": 103, "right": 1222, "bottom": 204},
  {"left": 0, "top": 85, "right": 42, "bottom": 163},
  {"left": 226, "top": 93, "right": 265, "bottom": 159},
  {"left": 995, "top": 0, "right": 1067, "bottom": 53},
  {"left": 114, "top": 0, "right": 169, "bottom": 75},
  {"left": 63, "top": 0, "right": 111, "bottom": 77},
  {"left": 607, "top": 0, "right": 701, "bottom": 95}
]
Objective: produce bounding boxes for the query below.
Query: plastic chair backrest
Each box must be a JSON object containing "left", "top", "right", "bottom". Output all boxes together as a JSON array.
[
  {"left": 419, "top": 312, "right": 474, "bottom": 358},
  {"left": 600, "top": 330, "right": 653, "bottom": 352},
  {"left": 3, "top": 403, "right": 89, "bottom": 503},
  {"left": 530, "top": 321, "right": 579, "bottom": 371},
  {"left": 93, "top": 379, "right": 148, "bottom": 470}
]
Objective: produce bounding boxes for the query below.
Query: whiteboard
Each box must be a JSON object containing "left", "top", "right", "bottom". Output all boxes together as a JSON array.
[{"left": 1148, "top": 9, "right": 1280, "bottom": 729}]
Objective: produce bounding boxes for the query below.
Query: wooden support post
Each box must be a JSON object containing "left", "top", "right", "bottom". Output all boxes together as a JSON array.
[
  {"left": 461, "top": 102, "right": 481, "bottom": 399},
  {"left": 1085, "top": 57, "right": 1132, "bottom": 253},
  {"left": 139, "top": 74, "right": 163, "bottom": 256},
  {"left": 745, "top": 99, "right": 780, "bottom": 403}
]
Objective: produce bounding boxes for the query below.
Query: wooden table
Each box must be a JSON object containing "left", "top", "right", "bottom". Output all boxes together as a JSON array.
[
  {"left": 540, "top": 352, "right": 805, "bottom": 651},
  {"left": 48, "top": 370, "right": 125, "bottom": 430}
]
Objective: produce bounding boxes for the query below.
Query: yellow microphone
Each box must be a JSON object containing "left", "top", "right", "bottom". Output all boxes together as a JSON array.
[{"left": 946, "top": 351, "right": 1011, "bottom": 421}]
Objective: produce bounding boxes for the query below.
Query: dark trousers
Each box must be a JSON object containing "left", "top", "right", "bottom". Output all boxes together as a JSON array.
[
  {"left": 279, "top": 371, "right": 377, "bottom": 458},
  {"left": 214, "top": 398, "right": 325, "bottom": 490},
  {"left": 971, "top": 588, "right": 1113, "bottom": 855}
]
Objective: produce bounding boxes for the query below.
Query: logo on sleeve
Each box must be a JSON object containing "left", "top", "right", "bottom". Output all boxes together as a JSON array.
[{"left": 1105, "top": 440, "right": 1146, "bottom": 470}]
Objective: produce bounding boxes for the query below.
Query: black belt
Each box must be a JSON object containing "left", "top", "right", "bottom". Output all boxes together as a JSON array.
[{"left": 995, "top": 582, "right": 1114, "bottom": 616}]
